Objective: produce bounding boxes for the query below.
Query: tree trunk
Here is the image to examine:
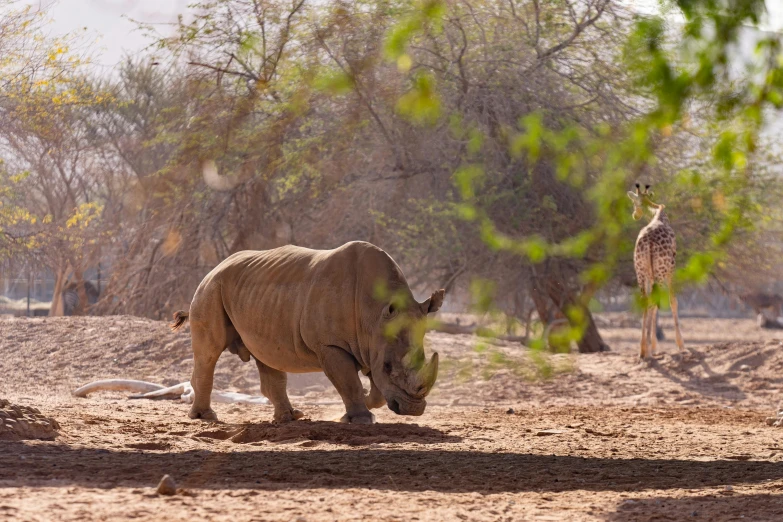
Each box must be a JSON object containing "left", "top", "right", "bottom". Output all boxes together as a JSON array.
[
  {"left": 530, "top": 285, "right": 552, "bottom": 324},
  {"left": 537, "top": 263, "right": 609, "bottom": 354},
  {"left": 574, "top": 308, "right": 609, "bottom": 353},
  {"left": 72, "top": 267, "right": 89, "bottom": 316},
  {"left": 49, "top": 261, "right": 73, "bottom": 317}
]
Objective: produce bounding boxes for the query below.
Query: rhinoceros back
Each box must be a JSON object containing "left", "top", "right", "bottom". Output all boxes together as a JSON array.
[{"left": 194, "top": 242, "right": 406, "bottom": 373}]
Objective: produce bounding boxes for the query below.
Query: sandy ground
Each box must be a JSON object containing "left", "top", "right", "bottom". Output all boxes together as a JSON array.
[{"left": 1, "top": 313, "right": 783, "bottom": 521}]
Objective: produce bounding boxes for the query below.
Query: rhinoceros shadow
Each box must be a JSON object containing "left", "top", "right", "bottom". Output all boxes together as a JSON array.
[
  {"left": 193, "top": 419, "right": 462, "bottom": 446},
  {"left": 4, "top": 442, "right": 782, "bottom": 494}
]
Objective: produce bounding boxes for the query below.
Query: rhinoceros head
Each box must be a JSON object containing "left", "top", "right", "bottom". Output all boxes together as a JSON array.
[{"left": 370, "top": 288, "right": 445, "bottom": 416}]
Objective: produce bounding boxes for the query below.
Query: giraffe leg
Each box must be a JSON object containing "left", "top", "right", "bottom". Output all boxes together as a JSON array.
[
  {"left": 639, "top": 306, "right": 647, "bottom": 359},
  {"left": 649, "top": 305, "right": 658, "bottom": 355},
  {"left": 643, "top": 301, "right": 655, "bottom": 359},
  {"left": 639, "top": 281, "right": 650, "bottom": 360},
  {"left": 668, "top": 279, "right": 685, "bottom": 351}
]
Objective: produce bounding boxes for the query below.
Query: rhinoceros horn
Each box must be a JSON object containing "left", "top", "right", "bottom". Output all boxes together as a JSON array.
[
  {"left": 417, "top": 352, "right": 439, "bottom": 392},
  {"left": 402, "top": 344, "right": 438, "bottom": 393}
]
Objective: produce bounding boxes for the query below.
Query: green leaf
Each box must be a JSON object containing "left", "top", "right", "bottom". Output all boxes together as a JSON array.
[
  {"left": 452, "top": 164, "right": 484, "bottom": 200},
  {"left": 313, "top": 69, "right": 355, "bottom": 95},
  {"left": 396, "top": 72, "right": 441, "bottom": 125}
]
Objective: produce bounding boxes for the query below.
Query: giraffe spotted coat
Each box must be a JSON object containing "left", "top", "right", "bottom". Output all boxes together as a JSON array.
[{"left": 633, "top": 209, "right": 676, "bottom": 290}]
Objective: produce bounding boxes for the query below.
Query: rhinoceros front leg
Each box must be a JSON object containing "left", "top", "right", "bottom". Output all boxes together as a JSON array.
[
  {"left": 365, "top": 376, "right": 386, "bottom": 410},
  {"left": 255, "top": 360, "right": 304, "bottom": 422},
  {"left": 319, "top": 345, "right": 375, "bottom": 424}
]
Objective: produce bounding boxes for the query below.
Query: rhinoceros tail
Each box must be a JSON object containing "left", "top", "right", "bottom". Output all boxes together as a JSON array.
[{"left": 170, "top": 311, "right": 190, "bottom": 331}]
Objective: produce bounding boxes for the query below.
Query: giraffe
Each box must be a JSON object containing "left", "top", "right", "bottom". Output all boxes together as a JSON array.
[{"left": 628, "top": 184, "right": 685, "bottom": 359}]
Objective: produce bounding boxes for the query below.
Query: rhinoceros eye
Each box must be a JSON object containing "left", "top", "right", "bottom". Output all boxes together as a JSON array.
[{"left": 383, "top": 362, "right": 392, "bottom": 374}]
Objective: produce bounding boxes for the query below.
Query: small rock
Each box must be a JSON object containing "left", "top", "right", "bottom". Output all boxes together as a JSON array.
[
  {"left": 739, "top": 364, "right": 751, "bottom": 372},
  {"left": 506, "top": 408, "right": 515, "bottom": 415},
  {"left": 156, "top": 475, "right": 177, "bottom": 495},
  {"left": 723, "top": 485, "right": 733, "bottom": 492}
]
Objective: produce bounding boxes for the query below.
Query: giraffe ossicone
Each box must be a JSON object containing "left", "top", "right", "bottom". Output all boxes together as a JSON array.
[{"left": 628, "top": 184, "right": 685, "bottom": 359}]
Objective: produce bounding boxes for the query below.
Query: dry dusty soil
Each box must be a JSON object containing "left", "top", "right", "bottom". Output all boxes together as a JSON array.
[{"left": 1, "top": 313, "right": 783, "bottom": 521}]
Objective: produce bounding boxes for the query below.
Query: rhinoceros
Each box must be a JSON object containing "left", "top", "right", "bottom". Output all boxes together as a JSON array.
[{"left": 171, "top": 241, "right": 444, "bottom": 424}]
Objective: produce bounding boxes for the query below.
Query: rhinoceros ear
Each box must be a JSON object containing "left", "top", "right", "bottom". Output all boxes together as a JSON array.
[{"left": 421, "top": 289, "right": 445, "bottom": 315}]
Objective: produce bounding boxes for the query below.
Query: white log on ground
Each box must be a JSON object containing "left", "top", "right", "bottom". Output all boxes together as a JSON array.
[
  {"left": 73, "top": 379, "right": 269, "bottom": 405},
  {"left": 73, "top": 379, "right": 166, "bottom": 397}
]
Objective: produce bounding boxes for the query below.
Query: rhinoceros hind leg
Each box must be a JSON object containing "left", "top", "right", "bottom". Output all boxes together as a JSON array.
[
  {"left": 255, "top": 360, "right": 303, "bottom": 423},
  {"left": 188, "top": 407, "right": 219, "bottom": 421},
  {"left": 190, "top": 347, "right": 220, "bottom": 422},
  {"left": 188, "top": 296, "right": 236, "bottom": 422},
  {"left": 274, "top": 408, "right": 304, "bottom": 422}
]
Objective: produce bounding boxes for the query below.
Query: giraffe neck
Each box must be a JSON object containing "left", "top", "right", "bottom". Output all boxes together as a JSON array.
[{"left": 650, "top": 206, "right": 669, "bottom": 226}]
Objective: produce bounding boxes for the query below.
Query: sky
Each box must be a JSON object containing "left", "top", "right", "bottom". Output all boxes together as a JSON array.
[
  {"left": 24, "top": 0, "right": 191, "bottom": 68},
  {"left": 19, "top": 0, "right": 783, "bottom": 69}
]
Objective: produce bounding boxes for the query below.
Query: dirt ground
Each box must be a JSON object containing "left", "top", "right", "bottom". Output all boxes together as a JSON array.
[{"left": 1, "top": 313, "right": 783, "bottom": 521}]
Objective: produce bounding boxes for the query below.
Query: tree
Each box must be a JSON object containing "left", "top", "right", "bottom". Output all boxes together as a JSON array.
[
  {"left": 378, "top": 0, "right": 783, "bottom": 351},
  {"left": 0, "top": 1, "right": 106, "bottom": 313},
  {"left": 4, "top": 0, "right": 780, "bottom": 353}
]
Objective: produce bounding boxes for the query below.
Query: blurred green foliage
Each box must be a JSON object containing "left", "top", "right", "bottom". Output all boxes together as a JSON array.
[{"left": 380, "top": 0, "right": 783, "bottom": 351}]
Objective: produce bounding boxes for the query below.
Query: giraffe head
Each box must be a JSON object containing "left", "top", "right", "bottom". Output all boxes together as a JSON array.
[{"left": 627, "top": 183, "right": 664, "bottom": 221}]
